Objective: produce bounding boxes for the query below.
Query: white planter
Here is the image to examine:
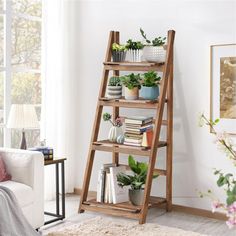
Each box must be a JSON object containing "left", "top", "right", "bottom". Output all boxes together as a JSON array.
[
  {"left": 127, "top": 49, "right": 143, "bottom": 62},
  {"left": 108, "top": 126, "right": 123, "bottom": 142},
  {"left": 142, "top": 46, "right": 166, "bottom": 63},
  {"left": 107, "top": 85, "right": 122, "bottom": 99},
  {"left": 124, "top": 87, "right": 139, "bottom": 100}
]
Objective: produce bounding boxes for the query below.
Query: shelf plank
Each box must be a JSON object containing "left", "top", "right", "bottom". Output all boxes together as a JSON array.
[
  {"left": 92, "top": 140, "right": 167, "bottom": 157},
  {"left": 103, "top": 61, "right": 165, "bottom": 72},
  {"left": 99, "top": 97, "right": 165, "bottom": 109}
]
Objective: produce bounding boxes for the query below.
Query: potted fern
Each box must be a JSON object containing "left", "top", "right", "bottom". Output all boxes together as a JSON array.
[
  {"left": 107, "top": 76, "right": 122, "bottom": 99},
  {"left": 140, "top": 28, "right": 166, "bottom": 63},
  {"left": 140, "top": 71, "right": 161, "bottom": 100},
  {"left": 117, "top": 155, "right": 158, "bottom": 205},
  {"left": 126, "top": 39, "right": 144, "bottom": 62},
  {"left": 112, "top": 43, "right": 127, "bottom": 62},
  {"left": 120, "top": 73, "right": 141, "bottom": 100}
]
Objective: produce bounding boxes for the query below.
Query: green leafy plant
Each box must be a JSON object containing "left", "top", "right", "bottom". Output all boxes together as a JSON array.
[
  {"left": 108, "top": 76, "right": 121, "bottom": 86},
  {"left": 141, "top": 71, "right": 161, "bottom": 87},
  {"left": 117, "top": 155, "right": 158, "bottom": 190},
  {"left": 126, "top": 39, "right": 144, "bottom": 50},
  {"left": 120, "top": 73, "right": 141, "bottom": 90},
  {"left": 112, "top": 43, "right": 127, "bottom": 51},
  {"left": 140, "top": 28, "right": 166, "bottom": 46}
]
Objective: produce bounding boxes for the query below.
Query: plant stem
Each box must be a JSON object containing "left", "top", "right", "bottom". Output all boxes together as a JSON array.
[{"left": 109, "top": 119, "right": 115, "bottom": 126}]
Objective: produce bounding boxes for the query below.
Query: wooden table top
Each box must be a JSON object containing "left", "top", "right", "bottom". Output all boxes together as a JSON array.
[{"left": 44, "top": 158, "right": 67, "bottom": 166}]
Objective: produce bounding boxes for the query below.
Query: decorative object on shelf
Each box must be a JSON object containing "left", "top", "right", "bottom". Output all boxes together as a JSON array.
[
  {"left": 116, "top": 134, "right": 125, "bottom": 144},
  {"left": 120, "top": 73, "right": 141, "bottom": 100},
  {"left": 28, "top": 146, "right": 54, "bottom": 160},
  {"left": 112, "top": 43, "right": 127, "bottom": 62},
  {"left": 107, "top": 76, "right": 122, "bottom": 99},
  {"left": 7, "top": 104, "right": 39, "bottom": 149},
  {"left": 142, "top": 130, "right": 154, "bottom": 147},
  {"left": 199, "top": 114, "right": 236, "bottom": 229},
  {"left": 126, "top": 39, "right": 144, "bottom": 62},
  {"left": 140, "top": 28, "right": 166, "bottom": 63},
  {"left": 210, "top": 44, "right": 236, "bottom": 134},
  {"left": 103, "top": 113, "right": 123, "bottom": 142},
  {"left": 140, "top": 71, "right": 161, "bottom": 100},
  {"left": 117, "top": 155, "right": 158, "bottom": 205}
]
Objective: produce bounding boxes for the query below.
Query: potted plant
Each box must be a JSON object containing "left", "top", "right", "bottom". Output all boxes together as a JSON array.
[
  {"left": 140, "top": 28, "right": 166, "bottom": 63},
  {"left": 103, "top": 112, "right": 123, "bottom": 142},
  {"left": 126, "top": 39, "right": 144, "bottom": 62},
  {"left": 120, "top": 73, "right": 141, "bottom": 100},
  {"left": 140, "top": 71, "right": 161, "bottom": 100},
  {"left": 107, "top": 76, "right": 122, "bottom": 99},
  {"left": 117, "top": 155, "right": 158, "bottom": 205},
  {"left": 112, "top": 43, "right": 127, "bottom": 62}
]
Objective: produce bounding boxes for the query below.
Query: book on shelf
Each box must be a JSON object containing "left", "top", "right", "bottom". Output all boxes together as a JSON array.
[
  {"left": 125, "top": 116, "right": 153, "bottom": 125},
  {"left": 110, "top": 166, "right": 129, "bottom": 204}
]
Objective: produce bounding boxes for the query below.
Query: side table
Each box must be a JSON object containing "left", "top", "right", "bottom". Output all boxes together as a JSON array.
[{"left": 44, "top": 158, "right": 66, "bottom": 225}]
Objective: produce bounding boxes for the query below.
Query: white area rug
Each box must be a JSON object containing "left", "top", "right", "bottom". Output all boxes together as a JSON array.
[{"left": 47, "top": 216, "right": 207, "bottom": 236}]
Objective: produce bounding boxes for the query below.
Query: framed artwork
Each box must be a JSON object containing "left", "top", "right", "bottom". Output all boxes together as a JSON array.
[{"left": 210, "top": 44, "right": 236, "bottom": 134}]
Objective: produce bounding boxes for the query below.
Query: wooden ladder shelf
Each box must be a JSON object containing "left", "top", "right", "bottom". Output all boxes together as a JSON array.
[{"left": 78, "top": 30, "right": 175, "bottom": 224}]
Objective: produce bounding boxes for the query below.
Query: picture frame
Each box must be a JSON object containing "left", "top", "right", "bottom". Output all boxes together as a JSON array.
[{"left": 210, "top": 44, "right": 236, "bottom": 134}]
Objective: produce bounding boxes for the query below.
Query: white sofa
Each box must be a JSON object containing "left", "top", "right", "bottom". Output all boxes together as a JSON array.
[{"left": 0, "top": 148, "right": 44, "bottom": 229}]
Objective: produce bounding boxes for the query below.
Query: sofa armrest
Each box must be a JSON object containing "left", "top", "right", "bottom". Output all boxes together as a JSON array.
[{"left": 0, "top": 148, "right": 44, "bottom": 190}]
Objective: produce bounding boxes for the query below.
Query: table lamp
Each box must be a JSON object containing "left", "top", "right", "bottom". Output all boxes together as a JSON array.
[{"left": 7, "top": 104, "right": 40, "bottom": 149}]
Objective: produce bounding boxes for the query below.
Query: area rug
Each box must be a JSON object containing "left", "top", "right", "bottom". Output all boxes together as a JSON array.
[{"left": 47, "top": 216, "right": 207, "bottom": 236}]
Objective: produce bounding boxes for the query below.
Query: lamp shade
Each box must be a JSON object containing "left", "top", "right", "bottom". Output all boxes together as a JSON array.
[{"left": 7, "top": 104, "right": 39, "bottom": 129}]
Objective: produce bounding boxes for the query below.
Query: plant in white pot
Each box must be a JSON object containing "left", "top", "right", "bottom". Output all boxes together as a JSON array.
[
  {"left": 112, "top": 43, "right": 127, "bottom": 62},
  {"left": 107, "top": 76, "right": 122, "bottom": 99},
  {"left": 117, "top": 155, "right": 158, "bottom": 205},
  {"left": 140, "top": 28, "right": 166, "bottom": 63},
  {"left": 120, "top": 73, "right": 141, "bottom": 100},
  {"left": 126, "top": 39, "right": 144, "bottom": 62},
  {"left": 140, "top": 71, "right": 161, "bottom": 100},
  {"left": 103, "top": 112, "right": 123, "bottom": 142}
]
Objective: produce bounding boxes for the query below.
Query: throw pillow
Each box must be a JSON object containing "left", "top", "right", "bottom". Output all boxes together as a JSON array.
[{"left": 0, "top": 156, "right": 11, "bottom": 182}]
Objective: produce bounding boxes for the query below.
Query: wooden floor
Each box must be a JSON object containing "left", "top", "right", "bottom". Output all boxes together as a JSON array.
[{"left": 41, "top": 194, "right": 236, "bottom": 236}]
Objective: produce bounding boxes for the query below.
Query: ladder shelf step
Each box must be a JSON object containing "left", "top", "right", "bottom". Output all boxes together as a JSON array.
[
  {"left": 103, "top": 61, "right": 165, "bottom": 72},
  {"left": 92, "top": 140, "right": 167, "bottom": 156}
]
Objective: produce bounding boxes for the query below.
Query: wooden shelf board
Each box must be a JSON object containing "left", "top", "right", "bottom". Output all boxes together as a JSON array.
[
  {"left": 99, "top": 97, "right": 167, "bottom": 109},
  {"left": 103, "top": 61, "right": 165, "bottom": 72},
  {"left": 92, "top": 140, "right": 167, "bottom": 156}
]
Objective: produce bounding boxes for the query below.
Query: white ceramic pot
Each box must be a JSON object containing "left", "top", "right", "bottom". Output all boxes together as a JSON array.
[
  {"left": 108, "top": 126, "right": 123, "bottom": 142},
  {"left": 127, "top": 49, "right": 143, "bottom": 62},
  {"left": 142, "top": 46, "right": 166, "bottom": 63},
  {"left": 124, "top": 87, "right": 139, "bottom": 100}
]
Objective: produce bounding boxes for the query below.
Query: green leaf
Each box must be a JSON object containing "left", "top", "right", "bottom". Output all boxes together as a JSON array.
[
  {"left": 128, "top": 155, "right": 139, "bottom": 173},
  {"left": 226, "top": 194, "right": 236, "bottom": 205},
  {"left": 217, "top": 176, "right": 225, "bottom": 187}
]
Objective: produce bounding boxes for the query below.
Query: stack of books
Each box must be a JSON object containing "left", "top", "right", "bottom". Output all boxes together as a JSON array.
[
  {"left": 28, "top": 146, "right": 54, "bottom": 160},
  {"left": 124, "top": 116, "right": 153, "bottom": 147}
]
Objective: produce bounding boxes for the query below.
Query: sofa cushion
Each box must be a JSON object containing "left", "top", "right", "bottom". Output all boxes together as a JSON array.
[
  {"left": 0, "top": 181, "right": 33, "bottom": 207},
  {"left": 0, "top": 156, "right": 11, "bottom": 182}
]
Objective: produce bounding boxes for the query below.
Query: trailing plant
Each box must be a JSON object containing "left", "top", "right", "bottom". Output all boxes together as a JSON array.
[
  {"left": 140, "top": 28, "right": 166, "bottom": 46},
  {"left": 112, "top": 43, "right": 127, "bottom": 51},
  {"left": 126, "top": 39, "right": 144, "bottom": 50},
  {"left": 117, "top": 155, "right": 158, "bottom": 190},
  {"left": 103, "top": 112, "right": 123, "bottom": 127},
  {"left": 141, "top": 71, "right": 161, "bottom": 87},
  {"left": 199, "top": 114, "right": 236, "bottom": 228},
  {"left": 120, "top": 73, "right": 141, "bottom": 90},
  {"left": 108, "top": 76, "right": 121, "bottom": 86}
]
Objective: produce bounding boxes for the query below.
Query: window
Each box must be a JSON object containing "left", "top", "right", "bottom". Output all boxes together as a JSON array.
[{"left": 0, "top": 0, "right": 42, "bottom": 148}]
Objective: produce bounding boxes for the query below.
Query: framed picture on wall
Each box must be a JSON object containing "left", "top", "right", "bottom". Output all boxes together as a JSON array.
[{"left": 210, "top": 44, "right": 236, "bottom": 134}]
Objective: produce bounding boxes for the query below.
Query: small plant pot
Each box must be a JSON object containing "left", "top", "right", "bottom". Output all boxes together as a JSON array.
[
  {"left": 129, "top": 189, "right": 144, "bottom": 206},
  {"left": 108, "top": 126, "right": 123, "bottom": 142},
  {"left": 107, "top": 85, "right": 122, "bottom": 99},
  {"left": 112, "top": 50, "right": 127, "bottom": 62},
  {"left": 124, "top": 87, "right": 139, "bottom": 100},
  {"left": 142, "top": 46, "right": 166, "bottom": 63},
  {"left": 140, "top": 86, "right": 159, "bottom": 100},
  {"left": 127, "top": 49, "right": 143, "bottom": 62}
]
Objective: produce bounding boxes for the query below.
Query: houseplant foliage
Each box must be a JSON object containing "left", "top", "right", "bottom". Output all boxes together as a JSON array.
[
  {"left": 117, "top": 155, "right": 158, "bottom": 205},
  {"left": 126, "top": 39, "right": 144, "bottom": 62},
  {"left": 140, "top": 71, "right": 161, "bottom": 100},
  {"left": 107, "top": 76, "right": 122, "bottom": 99},
  {"left": 120, "top": 73, "right": 141, "bottom": 100},
  {"left": 111, "top": 43, "right": 127, "bottom": 62},
  {"left": 103, "top": 112, "right": 123, "bottom": 142},
  {"left": 199, "top": 114, "right": 236, "bottom": 228},
  {"left": 140, "top": 28, "right": 166, "bottom": 62}
]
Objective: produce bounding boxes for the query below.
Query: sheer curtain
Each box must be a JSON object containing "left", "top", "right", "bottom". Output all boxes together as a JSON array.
[{"left": 41, "top": 0, "right": 77, "bottom": 199}]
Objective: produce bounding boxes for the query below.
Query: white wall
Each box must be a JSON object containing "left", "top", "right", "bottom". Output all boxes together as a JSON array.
[{"left": 67, "top": 0, "right": 236, "bottom": 210}]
